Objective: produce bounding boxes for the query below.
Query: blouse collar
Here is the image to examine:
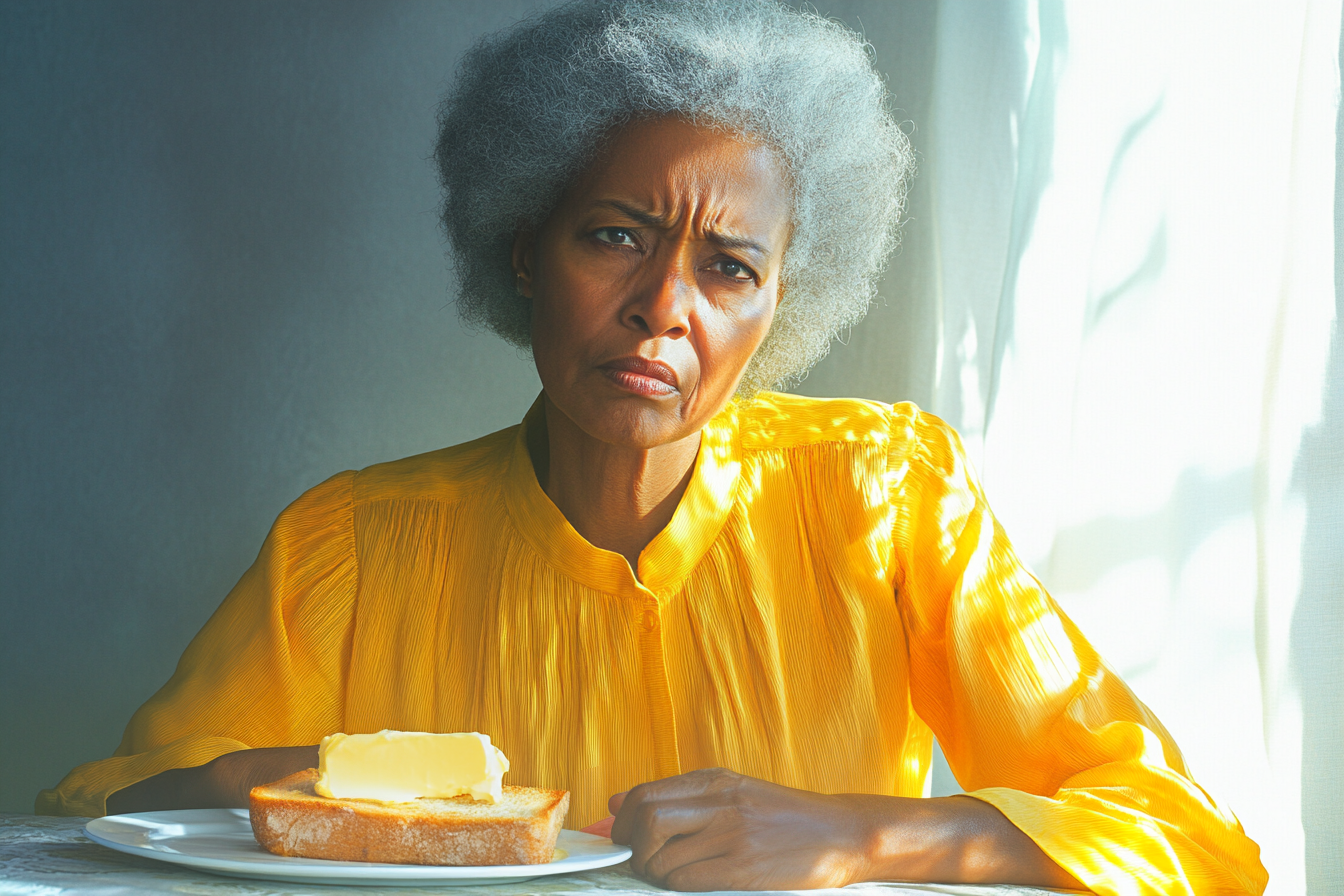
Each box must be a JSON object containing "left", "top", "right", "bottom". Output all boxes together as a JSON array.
[{"left": 502, "top": 394, "right": 741, "bottom": 601}]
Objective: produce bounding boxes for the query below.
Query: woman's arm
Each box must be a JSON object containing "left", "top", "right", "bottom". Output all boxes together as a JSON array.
[
  {"left": 105, "top": 745, "right": 318, "bottom": 814},
  {"left": 885, "top": 407, "right": 1266, "bottom": 895},
  {"left": 608, "top": 767, "right": 1084, "bottom": 892}
]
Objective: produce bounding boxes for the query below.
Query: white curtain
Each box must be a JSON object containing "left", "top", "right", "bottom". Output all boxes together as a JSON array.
[{"left": 920, "top": 1, "right": 1342, "bottom": 892}]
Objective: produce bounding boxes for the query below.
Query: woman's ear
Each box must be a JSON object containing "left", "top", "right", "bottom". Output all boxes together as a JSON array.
[{"left": 511, "top": 229, "right": 535, "bottom": 298}]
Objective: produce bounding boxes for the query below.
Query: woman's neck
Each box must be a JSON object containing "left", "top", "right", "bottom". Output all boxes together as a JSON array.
[{"left": 531, "top": 394, "right": 700, "bottom": 579}]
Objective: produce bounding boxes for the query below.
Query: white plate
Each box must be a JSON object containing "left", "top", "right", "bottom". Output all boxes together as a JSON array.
[{"left": 84, "top": 808, "right": 632, "bottom": 887}]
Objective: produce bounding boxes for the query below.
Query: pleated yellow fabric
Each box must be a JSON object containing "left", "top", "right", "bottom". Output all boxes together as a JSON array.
[{"left": 38, "top": 393, "right": 1266, "bottom": 895}]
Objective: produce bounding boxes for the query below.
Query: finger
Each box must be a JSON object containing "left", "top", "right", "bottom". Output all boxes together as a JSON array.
[
  {"left": 580, "top": 815, "right": 614, "bottom": 838},
  {"left": 607, "top": 790, "right": 628, "bottom": 815},
  {"left": 608, "top": 785, "right": 646, "bottom": 845},
  {"left": 610, "top": 769, "right": 737, "bottom": 844},
  {"left": 641, "top": 827, "right": 729, "bottom": 888},
  {"left": 663, "top": 855, "right": 756, "bottom": 893},
  {"left": 625, "top": 800, "right": 719, "bottom": 878}
]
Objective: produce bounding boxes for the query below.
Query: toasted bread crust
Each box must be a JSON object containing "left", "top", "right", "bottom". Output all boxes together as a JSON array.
[{"left": 249, "top": 769, "right": 570, "bottom": 865}]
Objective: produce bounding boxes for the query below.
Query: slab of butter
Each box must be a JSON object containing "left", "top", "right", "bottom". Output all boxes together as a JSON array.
[{"left": 314, "top": 730, "right": 510, "bottom": 803}]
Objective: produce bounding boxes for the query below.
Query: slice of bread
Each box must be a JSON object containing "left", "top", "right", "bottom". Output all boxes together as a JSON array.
[{"left": 249, "top": 768, "right": 570, "bottom": 866}]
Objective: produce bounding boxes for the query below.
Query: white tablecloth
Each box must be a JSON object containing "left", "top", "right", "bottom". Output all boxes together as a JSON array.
[{"left": 0, "top": 813, "right": 1076, "bottom": 896}]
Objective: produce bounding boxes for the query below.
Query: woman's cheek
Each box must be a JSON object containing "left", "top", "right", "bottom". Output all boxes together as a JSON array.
[
  {"left": 691, "top": 319, "right": 747, "bottom": 402},
  {"left": 729, "top": 293, "right": 777, "bottom": 361}
]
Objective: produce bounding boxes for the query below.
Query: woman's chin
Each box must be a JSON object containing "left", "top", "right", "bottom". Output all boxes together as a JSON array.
[{"left": 573, "top": 397, "right": 697, "bottom": 452}]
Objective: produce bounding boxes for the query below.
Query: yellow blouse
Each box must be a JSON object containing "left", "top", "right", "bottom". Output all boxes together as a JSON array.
[{"left": 39, "top": 393, "right": 1265, "bottom": 895}]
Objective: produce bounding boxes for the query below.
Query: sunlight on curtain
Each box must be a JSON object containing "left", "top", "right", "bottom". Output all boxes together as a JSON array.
[{"left": 925, "top": 1, "right": 1342, "bottom": 892}]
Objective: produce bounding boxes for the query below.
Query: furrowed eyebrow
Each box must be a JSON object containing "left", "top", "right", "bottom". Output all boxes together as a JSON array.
[
  {"left": 595, "top": 200, "right": 666, "bottom": 229},
  {"left": 707, "top": 232, "right": 769, "bottom": 258},
  {"left": 593, "top": 199, "right": 771, "bottom": 259}
]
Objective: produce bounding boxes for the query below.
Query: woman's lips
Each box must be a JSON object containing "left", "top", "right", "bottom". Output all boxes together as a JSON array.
[{"left": 599, "top": 357, "right": 679, "bottom": 396}]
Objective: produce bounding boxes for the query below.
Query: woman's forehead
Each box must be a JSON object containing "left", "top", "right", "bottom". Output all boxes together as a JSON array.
[{"left": 566, "top": 118, "right": 792, "bottom": 244}]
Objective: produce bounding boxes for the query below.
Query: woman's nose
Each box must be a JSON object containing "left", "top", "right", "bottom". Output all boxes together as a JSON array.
[{"left": 622, "top": 252, "right": 694, "bottom": 339}]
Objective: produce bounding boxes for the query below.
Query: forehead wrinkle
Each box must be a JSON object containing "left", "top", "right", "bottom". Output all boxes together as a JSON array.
[{"left": 592, "top": 197, "right": 775, "bottom": 259}]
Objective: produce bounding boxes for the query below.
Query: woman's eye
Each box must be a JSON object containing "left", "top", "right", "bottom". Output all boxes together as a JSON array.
[
  {"left": 714, "top": 259, "right": 756, "bottom": 282},
  {"left": 593, "top": 227, "right": 637, "bottom": 247}
]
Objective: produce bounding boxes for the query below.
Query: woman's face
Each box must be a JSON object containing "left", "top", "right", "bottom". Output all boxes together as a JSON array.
[{"left": 515, "top": 117, "right": 792, "bottom": 450}]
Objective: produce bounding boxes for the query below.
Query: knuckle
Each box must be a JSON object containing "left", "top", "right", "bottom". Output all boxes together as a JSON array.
[
  {"left": 634, "top": 799, "right": 662, "bottom": 831},
  {"left": 690, "top": 766, "right": 732, "bottom": 792},
  {"left": 710, "top": 767, "right": 743, "bottom": 796}
]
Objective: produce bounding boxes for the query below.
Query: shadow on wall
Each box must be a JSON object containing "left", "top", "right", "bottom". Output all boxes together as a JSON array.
[
  {"left": 1290, "top": 17, "right": 1344, "bottom": 890},
  {"left": 980, "top": 0, "right": 1066, "bottom": 436},
  {"left": 1045, "top": 466, "right": 1253, "bottom": 597}
]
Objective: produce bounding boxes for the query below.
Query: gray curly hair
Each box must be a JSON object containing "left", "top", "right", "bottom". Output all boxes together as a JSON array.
[{"left": 435, "top": 0, "right": 913, "bottom": 393}]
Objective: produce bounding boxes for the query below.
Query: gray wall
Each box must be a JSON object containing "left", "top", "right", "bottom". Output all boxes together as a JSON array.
[{"left": 0, "top": 0, "right": 941, "bottom": 814}]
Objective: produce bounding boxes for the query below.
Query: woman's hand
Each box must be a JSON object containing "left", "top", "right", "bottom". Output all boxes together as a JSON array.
[
  {"left": 105, "top": 745, "right": 318, "bottom": 814},
  {"left": 608, "top": 767, "right": 872, "bottom": 890},
  {"left": 608, "top": 767, "right": 1087, "bottom": 892}
]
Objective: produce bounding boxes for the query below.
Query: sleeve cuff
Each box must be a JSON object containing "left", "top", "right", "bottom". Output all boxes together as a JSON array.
[
  {"left": 966, "top": 786, "right": 1191, "bottom": 896},
  {"left": 35, "top": 736, "right": 251, "bottom": 817}
]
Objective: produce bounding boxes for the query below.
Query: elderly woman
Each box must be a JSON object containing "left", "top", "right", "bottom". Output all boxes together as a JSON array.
[{"left": 40, "top": 1, "right": 1265, "bottom": 893}]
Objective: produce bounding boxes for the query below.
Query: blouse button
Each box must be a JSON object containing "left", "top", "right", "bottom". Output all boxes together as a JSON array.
[{"left": 640, "top": 609, "right": 659, "bottom": 633}]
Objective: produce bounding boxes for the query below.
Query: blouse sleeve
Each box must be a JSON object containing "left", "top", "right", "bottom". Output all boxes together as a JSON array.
[
  {"left": 36, "top": 471, "right": 360, "bottom": 817},
  {"left": 887, "top": 405, "right": 1267, "bottom": 896}
]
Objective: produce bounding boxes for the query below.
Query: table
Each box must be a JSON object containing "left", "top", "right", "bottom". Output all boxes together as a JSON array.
[{"left": 0, "top": 813, "right": 1074, "bottom": 895}]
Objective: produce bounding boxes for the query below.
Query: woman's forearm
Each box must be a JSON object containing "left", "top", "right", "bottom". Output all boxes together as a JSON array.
[
  {"left": 855, "top": 794, "right": 1085, "bottom": 890},
  {"left": 609, "top": 768, "right": 1088, "bottom": 892},
  {"left": 105, "top": 745, "right": 318, "bottom": 815}
]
